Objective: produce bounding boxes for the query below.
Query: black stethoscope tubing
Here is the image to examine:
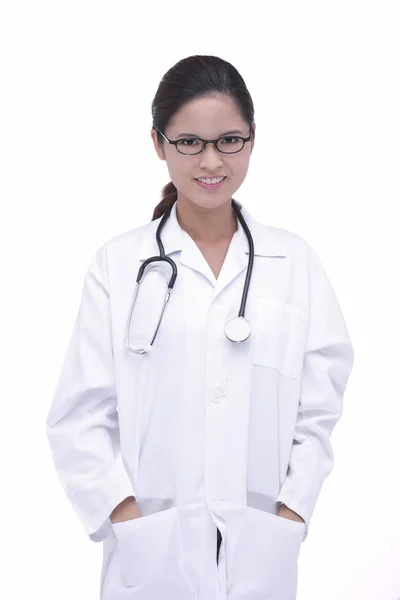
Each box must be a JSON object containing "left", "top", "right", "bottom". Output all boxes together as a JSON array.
[
  {"left": 153, "top": 198, "right": 254, "bottom": 317},
  {"left": 127, "top": 198, "right": 254, "bottom": 353}
]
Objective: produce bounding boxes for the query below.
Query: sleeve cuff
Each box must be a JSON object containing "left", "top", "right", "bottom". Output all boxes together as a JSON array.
[{"left": 68, "top": 453, "right": 136, "bottom": 543}]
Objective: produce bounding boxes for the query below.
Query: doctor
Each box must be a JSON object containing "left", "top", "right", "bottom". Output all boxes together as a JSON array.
[{"left": 46, "top": 54, "right": 354, "bottom": 600}]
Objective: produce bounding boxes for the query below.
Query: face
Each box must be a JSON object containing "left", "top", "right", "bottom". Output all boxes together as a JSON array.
[{"left": 151, "top": 94, "right": 255, "bottom": 211}]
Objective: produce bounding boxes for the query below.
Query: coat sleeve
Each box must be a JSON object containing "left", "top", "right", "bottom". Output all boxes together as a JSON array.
[
  {"left": 45, "top": 244, "right": 136, "bottom": 542},
  {"left": 276, "top": 241, "right": 355, "bottom": 542}
]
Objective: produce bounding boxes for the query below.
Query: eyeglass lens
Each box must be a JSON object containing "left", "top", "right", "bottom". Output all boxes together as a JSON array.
[{"left": 176, "top": 136, "right": 245, "bottom": 155}]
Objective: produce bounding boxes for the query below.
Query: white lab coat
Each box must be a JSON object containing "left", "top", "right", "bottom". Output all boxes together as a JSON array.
[{"left": 46, "top": 200, "right": 354, "bottom": 599}]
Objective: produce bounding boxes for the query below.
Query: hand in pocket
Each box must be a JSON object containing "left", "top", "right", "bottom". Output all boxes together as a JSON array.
[{"left": 110, "top": 496, "right": 143, "bottom": 524}]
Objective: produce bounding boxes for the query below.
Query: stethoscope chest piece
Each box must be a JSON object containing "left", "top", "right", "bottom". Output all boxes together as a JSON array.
[{"left": 224, "top": 316, "right": 252, "bottom": 343}]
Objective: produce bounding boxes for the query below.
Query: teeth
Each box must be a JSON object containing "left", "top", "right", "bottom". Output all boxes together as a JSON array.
[{"left": 198, "top": 177, "right": 225, "bottom": 184}]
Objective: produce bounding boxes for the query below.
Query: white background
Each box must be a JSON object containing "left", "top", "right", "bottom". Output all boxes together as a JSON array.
[{"left": 1, "top": 1, "right": 399, "bottom": 598}]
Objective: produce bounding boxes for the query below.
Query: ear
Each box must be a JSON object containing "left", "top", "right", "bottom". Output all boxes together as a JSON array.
[
  {"left": 151, "top": 128, "right": 166, "bottom": 161},
  {"left": 250, "top": 123, "right": 256, "bottom": 153}
]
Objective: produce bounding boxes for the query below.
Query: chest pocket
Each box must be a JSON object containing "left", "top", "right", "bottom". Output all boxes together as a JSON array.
[{"left": 253, "top": 297, "right": 308, "bottom": 379}]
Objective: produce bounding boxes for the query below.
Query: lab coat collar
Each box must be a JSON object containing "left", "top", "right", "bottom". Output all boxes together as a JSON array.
[
  {"left": 138, "top": 199, "right": 287, "bottom": 294},
  {"left": 139, "top": 200, "right": 287, "bottom": 259}
]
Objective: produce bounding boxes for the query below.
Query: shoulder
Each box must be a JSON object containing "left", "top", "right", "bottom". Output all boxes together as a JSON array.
[
  {"left": 252, "top": 214, "right": 310, "bottom": 260},
  {"left": 96, "top": 220, "right": 155, "bottom": 261},
  {"left": 255, "top": 220, "right": 333, "bottom": 284},
  {"left": 83, "top": 220, "right": 155, "bottom": 281},
  {"left": 105, "top": 222, "right": 151, "bottom": 251}
]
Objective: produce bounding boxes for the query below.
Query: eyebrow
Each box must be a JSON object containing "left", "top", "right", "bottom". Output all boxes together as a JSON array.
[{"left": 176, "top": 129, "right": 244, "bottom": 138}]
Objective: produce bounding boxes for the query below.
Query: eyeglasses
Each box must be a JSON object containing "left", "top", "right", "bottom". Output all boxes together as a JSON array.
[{"left": 156, "top": 126, "right": 253, "bottom": 155}]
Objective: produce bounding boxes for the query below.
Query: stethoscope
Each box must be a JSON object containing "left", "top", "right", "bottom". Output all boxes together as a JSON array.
[{"left": 125, "top": 198, "right": 254, "bottom": 354}]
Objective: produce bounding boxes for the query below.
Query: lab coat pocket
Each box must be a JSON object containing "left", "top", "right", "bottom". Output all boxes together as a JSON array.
[
  {"left": 253, "top": 297, "right": 307, "bottom": 379},
  {"left": 111, "top": 506, "right": 196, "bottom": 598},
  {"left": 229, "top": 507, "right": 305, "bottom": 600}
]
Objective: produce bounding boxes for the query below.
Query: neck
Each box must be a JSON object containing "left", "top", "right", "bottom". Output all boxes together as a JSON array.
[{"left": 175, "top": 197, "right": 238, "bottom": 244}]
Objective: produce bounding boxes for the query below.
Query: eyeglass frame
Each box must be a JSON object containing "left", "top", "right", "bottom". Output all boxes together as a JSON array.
[{"left": 156, "top": 125, "right": 254, "bottom": 155}]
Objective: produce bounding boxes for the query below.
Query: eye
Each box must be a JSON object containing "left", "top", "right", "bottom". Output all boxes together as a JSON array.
[
  {"left": 178, "top": 138, "right": 200, "bottom": 146},
  {"left": 220, "top": 136, "right": 240, "bottom": 144}
]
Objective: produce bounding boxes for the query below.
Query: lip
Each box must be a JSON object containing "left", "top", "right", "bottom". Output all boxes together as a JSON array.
[
  {"left": 195, "top": 175, "right": 226, "bottom": 179},
  {"left": 195, "top": 176, "right": 227, "bottom": 191}
]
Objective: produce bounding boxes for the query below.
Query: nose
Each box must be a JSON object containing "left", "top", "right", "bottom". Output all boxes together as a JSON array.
[{"left": 199, "top": 142, "right": 223, "bottom": 170}]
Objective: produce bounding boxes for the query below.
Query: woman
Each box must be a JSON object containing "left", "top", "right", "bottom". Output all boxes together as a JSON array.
[{"left": 46, "top": 55, "right": 354, "bottom": 600}]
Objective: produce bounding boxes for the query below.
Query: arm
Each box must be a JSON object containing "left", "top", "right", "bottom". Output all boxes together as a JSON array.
[
  {"left": 110, "top": 495, "right": 143, "bottom": 523},
  {"left": 46, "top": 245, "right": 136, "bottom": 542},
  {"left": 276, "top": 241, "right": 355, "bottom": 540},
  {"left": 278, "top": 503, "right": 305, "bottom": 523}
]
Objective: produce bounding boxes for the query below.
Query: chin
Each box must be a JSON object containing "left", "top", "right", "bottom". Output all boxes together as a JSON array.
[
  {"left": 187, "top": 190, "right": 233, "bottom": 207},
  {"left": 189, "top": 197, "right": 232, "bottom": 211}
]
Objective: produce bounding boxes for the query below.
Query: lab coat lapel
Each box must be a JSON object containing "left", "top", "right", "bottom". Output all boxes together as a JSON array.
[
  {"left": 138, "top": 201, "right": 287, "bottom": 297},
  {"left": 209, "top": 203, "right": 288, "bottom": 299},
  {"left": 212, "top": 220, "right": 249, "bottom": 298},
  {"left": 138, "top": 200, "right": 249, "bottom": 293},
  {"left": 178, "top": 224, "right": 249, "bottom": 296},
  {"left": 138, "top": 200, "right": 183, "bottom": 262}
]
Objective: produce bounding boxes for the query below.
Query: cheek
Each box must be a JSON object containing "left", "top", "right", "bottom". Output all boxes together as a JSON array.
[
  {"left": 230, "top": 157, "right": 250, "bottom": 181},
  {"left": 166, "top": 158, "right": 190, "bottom": 183}
]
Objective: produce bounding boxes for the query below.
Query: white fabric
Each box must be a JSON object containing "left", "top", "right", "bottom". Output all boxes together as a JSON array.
[{"left": 46, "top": 200, "right": 354, "bottom": 599}]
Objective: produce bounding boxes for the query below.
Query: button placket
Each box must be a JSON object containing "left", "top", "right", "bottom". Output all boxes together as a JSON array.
[{"left": 212, "top": 295, "right": 224, "bottom": 307}]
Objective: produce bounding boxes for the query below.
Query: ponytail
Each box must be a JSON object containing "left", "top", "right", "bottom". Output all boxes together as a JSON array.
[{"left": 152, "top": 181, "right": 178, "bottom": 221}]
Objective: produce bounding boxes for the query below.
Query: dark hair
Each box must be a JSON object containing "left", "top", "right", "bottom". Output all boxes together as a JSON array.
[{"left": 151, "top": 55, "right": 255, "bottom": 221}]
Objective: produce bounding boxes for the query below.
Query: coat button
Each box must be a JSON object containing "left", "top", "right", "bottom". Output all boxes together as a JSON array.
[
  {"left": 210, "top": 495, "right": 220, "bottom": 506},
  {"left": 212, "top": 390, "right": 225, "bottom": 403}
]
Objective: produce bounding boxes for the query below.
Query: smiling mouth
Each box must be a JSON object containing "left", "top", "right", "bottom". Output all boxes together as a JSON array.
[{"left": 195, "top": 176, "right": 227, "bottom": 185}]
